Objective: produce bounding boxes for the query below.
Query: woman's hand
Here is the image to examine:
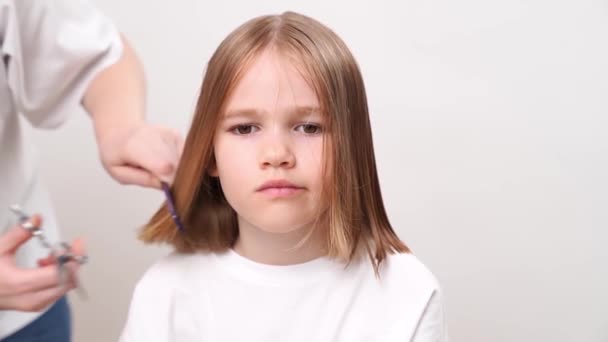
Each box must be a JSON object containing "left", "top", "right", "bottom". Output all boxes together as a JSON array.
[
  {"left": 98, "top": 124, "right": 184, "bottom": 189},
  {"left": 0, "top": 215, "right": 86, "bottom": 312}
]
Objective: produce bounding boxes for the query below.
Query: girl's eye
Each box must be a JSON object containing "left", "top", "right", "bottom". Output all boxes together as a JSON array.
[
  {"left": 296, "top": 123, "right": 323, "bottom": 134},
  {"left": 231, "top": 125, "right": 258, "bottom": 135}
]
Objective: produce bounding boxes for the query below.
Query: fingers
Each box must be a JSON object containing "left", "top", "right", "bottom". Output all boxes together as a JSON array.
[
  {"left": 70, "top": 238, "right": 86, "bottom": 257},
  {"left": 37, "top": 238, "right": 86, "bottom": 267},
  {"left": 13, "top": 238, "right": 87, "bottom": 295},
  {"left": 110, "top": 165, "right": 162, "bottom": 189},
  {"left": 112, "top": 126, "right": 183, "bottom": 187},
  {"left": 122, "top": 141, "right": 174, "bottom": 177},
  {"left": 1, "top": 280, "right": 75, "bottom": 312},
  {"left": 128, "top": 140, "right": 176, "bottom": 179},
  {"left": 0, "top": 215, "right": 42, "bottom": 255},
  {"left": 0, "top": 217, "right": 88, "bottom": 311},
  {"left": 102, "top": 125, "right": 184, "bottom": 188},
  {"left": 37, "top": 255, "right": 55, "bottom": 267},
  {"left": 170, "top": 128, "right": 185, "bottom": 161},
  {"left": 11, "top": 264, "right": 64, "bottom": 294}
]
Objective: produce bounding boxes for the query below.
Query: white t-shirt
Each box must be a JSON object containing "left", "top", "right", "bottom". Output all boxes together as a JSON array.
[
  {"left": 120, "top": 250, "right": 448, "bottom": 342},
  {"left": 0, "top": 0, "right": 122, "bottom": 338}
]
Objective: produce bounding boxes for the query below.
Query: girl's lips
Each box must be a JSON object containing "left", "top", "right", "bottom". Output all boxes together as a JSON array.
[
  {"left": 256, "top": 179, "right": 303, "bottom": 191},
  {"left": 258, "top": 187, "right": 304, "bottom": 197},
  {"left": 256, "top": 179, "right": 305, "bottom": 197}
]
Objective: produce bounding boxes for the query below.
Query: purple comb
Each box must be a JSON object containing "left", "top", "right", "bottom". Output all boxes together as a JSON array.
[{"left": 161, "top": 182, "right": 185, "bottom": 233}]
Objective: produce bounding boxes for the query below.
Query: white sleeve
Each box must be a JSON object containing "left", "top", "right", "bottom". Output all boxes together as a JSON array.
[
  {"left": 2, "top": 0, "right": 123, "bottom": 128},
  {"left": 412, "top": 289, "right": 449, "bottom": 342},
  {"left": 119, "top": 264, "right": 175, "bottom": 342}
]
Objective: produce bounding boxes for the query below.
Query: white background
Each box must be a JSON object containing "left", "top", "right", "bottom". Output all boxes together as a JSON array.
[{"left": 30, "top": 0, "right": 607, "bottom": 341}]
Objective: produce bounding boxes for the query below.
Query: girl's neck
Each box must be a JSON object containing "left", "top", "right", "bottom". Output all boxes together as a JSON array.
[{"left": 233, "top": 219, "right": 327, "bottom": 266}]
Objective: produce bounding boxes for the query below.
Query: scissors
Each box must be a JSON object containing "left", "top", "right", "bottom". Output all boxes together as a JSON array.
[{"left": 9, "top": 205, "right": 89, "bottom": 299}]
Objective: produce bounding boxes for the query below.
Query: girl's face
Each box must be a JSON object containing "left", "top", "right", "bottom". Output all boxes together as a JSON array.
[{"left": 212, "top": 49, "right": 327, "bottom": 235}]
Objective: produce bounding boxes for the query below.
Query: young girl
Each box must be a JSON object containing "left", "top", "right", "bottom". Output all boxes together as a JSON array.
[{"left": 120, "top": 11, "right": 447, "bottom": 342}]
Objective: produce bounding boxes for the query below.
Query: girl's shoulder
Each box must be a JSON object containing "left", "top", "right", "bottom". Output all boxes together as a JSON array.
[
  {"left": 134, "top": 251, "right": 215, "bottom": 294},
  {"left": 361, "top": 252, "right": 442, "bottom": 308},
  {"left": 371, "top": 253, "right": 447, "bottom": 340},
  {"left": 379, "top": 252, "right": 440, "bottom": 290},
  {"left": 121, "top": 253, "right": 218, "bottom": 340}
]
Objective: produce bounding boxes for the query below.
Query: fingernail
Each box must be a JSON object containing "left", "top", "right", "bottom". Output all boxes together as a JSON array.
[{"left": 21, "top": 217, "right": 40, "bottom": 232}]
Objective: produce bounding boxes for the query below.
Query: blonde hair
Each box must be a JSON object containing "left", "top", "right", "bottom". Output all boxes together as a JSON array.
[{"left": 140, "top": 11, "right": 409, "bottom": 273}]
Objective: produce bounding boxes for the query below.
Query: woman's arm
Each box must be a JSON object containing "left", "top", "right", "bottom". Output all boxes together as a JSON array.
[{"left": 83, "top": 35, "right": 183, "bottom": 188}]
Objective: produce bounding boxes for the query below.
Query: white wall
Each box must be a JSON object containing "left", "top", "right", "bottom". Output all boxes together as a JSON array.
[{"left": 30, "top": 0, "right": 607, "bottom": 341}]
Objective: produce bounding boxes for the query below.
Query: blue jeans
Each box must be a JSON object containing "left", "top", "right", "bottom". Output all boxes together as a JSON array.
[{"left": 1, "top": 297, "right": 71, "bottom": 342}]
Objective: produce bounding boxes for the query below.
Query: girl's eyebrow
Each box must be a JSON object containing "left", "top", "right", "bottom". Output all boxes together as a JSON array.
[
  {"left": 223, "top": 108, "right": 263, "bottom": 120},
  {"left": 292, "top": 106, "right": 322, "bottom": 117},
  {"left": 223, "top": 106, "right": 322, "bottom": 120}
]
